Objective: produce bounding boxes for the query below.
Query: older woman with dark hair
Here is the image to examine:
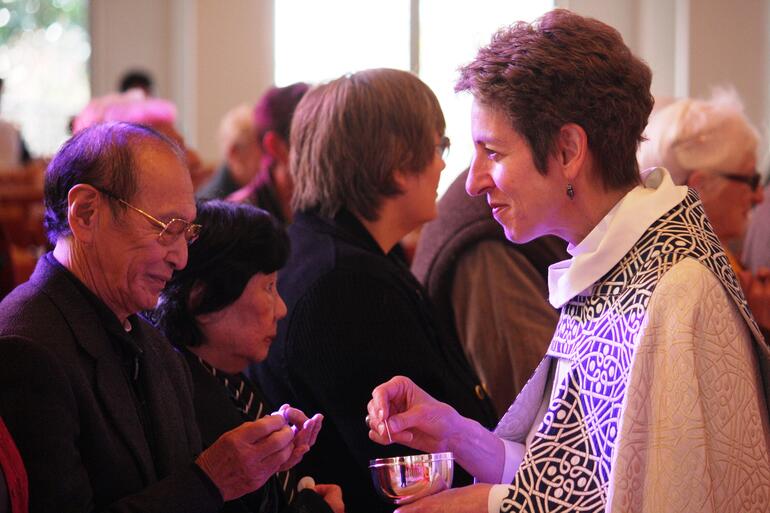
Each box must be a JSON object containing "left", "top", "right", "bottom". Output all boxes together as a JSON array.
[
  {"left": 154, "top": 200, "right": 343, "bottom": 513},
  {"left": 254, "top": 68, "right": 496, "bottom": 513},
  {"left": 366, "top": 10, "right": 770, "bottom": 513}
]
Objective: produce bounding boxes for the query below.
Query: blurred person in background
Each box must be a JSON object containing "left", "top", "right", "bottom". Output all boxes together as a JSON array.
[
  {"left": 118, "top": 69, "right": 155, "bottom": 96},
  {"left": 73, "top": 89, "right": 206, "bottom": 188},
  {"left": 197, "top": 105, "right": 262, "bottom": 200},
  {"left": 638, "top": 89, "right": 770, "bottom": 335},
  {"left": 743, "top": 179, "right": 770, "bottom": 276},
  {"left": 0, "top": 78, "right": 31, "bottom": 171},
  {"left": 228, "top": 83, "right": 309, "bottom": 224}
]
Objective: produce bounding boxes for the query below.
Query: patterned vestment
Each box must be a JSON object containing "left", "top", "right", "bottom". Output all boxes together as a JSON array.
[{"left": 494, "top": 189, "right": 770, "bottom": 513}]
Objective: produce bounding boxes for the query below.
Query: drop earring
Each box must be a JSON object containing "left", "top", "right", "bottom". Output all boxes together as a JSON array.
[{"left": 566, "top": 183, "right": 575, "bottom": 199}]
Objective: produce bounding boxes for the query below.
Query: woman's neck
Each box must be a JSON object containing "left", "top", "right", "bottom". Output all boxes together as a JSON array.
[
  {"left": 560, "top": 183, "right": 636, "bottom": 246},
  {"left": 355, "top": 201, "right": 411, "bottom": 254}
]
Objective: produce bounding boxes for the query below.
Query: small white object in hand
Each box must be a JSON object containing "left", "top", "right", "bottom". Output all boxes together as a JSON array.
[
  {"left": 384, "top": 419, "right": 393, "bottom": 444},
  {"left": 297, "top": 476, "right": 316, "bottom": 492}
]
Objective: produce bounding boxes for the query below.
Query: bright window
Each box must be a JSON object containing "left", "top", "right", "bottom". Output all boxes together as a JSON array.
[
  {"left": 420, "top": 0, "right": 554, "bottom": 194},
  {"left": 275, "top": 0, "right": 411, "bottom": 86},
  {"left": 0, "top": 0, "right": 90, "bottom": 157},
  {"left": 274, "top": 1, "right": 553, "bottom": 195}
]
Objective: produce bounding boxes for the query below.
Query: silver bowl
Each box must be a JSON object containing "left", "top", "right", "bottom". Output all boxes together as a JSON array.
[{"left": 369, "top": 452, "right": 454, "bottom": 505}]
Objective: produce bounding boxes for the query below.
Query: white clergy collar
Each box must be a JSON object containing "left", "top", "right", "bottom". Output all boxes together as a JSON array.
[{"left": 547, "top": 167, "right": 688, "bottom": 309}]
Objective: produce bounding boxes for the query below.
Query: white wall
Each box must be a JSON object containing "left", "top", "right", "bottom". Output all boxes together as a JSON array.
[
  {"left": 560, "top": 0, "right": 769, "bottom": 135},
  {"left": 688, "top": 0, "right": 769, "bottom": 134},
  {"left": 90, "top": 0, "right": 275, "bottom": 162},
  {"left": 191, "top": 0, "right": 274, "bottom": 158},
  {"left": 90, "top": 0, "right": 173, "bottom": 99},
  {"left": 90, "top": 0, "right": 770, "bottom": 163}
]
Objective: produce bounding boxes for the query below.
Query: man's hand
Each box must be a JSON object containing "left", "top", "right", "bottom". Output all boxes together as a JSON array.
[
  {"left": 273, "top": 404, "right": 323, "bottom": 471},
  {"left": 195, "top": 415, "right": 294, "bottom": 501}
]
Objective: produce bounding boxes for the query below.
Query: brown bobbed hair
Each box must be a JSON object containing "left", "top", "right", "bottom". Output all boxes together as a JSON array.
[
  {"left": 456, "top": 9, "right": 654, "bottom": 190},
  {"left": 290, "top": 68, "right": 445, "bottom": 221}
]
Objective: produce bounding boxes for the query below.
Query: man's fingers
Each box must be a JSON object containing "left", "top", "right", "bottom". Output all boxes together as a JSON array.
[
  {"left": 293, "top": 414, "right": 322, "bottom": 447},
  {"left": 304, "top": 414, "right": 323, "bottom": 446},
  {"left": 260, "top": 437, "right": 295, "bottom": 470},
  {"left": 280, "top": 404, "right": 310, "bottom": 426},
  {"left": 250, "top": 425, "right": 294, "bottom": 458},
  {"left": 234, "top": 415, "right": 287, "bottom": 443}
]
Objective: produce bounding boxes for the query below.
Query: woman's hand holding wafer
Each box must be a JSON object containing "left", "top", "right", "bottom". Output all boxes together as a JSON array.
[{"left": 366, "top": 375, "right": 463, "bottom": 453}]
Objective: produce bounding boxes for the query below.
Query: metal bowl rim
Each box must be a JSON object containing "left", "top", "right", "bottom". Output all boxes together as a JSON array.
[{"left": 368, "top": 451, "right": 454, "bottom": 467}]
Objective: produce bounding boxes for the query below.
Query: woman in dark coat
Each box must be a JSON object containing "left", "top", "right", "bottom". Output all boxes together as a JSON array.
[
  {"left": 254, "top": 68, "right": 497, "bottom": 513},
  {"left": 154, "top": 200, "right": 343, "bottom": 513}
]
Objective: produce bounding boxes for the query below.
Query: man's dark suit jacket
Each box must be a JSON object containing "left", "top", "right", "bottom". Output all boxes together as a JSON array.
[{"left": 0, "top": 255, "right": 222, "bottom": 513}]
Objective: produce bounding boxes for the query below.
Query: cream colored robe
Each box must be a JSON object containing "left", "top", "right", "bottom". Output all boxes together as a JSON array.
[{"left": 491, "top": 169, "right": 770, "bottom": 513}]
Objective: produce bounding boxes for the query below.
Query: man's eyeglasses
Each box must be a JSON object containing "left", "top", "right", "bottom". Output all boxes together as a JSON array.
[
  {"left": 717, "top": 172, "right": 761, "bottom": 192},
  {"left": 436, "top": 136, "right": 451, "bottom": 160},
  {"left": 93, "top": 186, "right": 202, "bottom": 245}
]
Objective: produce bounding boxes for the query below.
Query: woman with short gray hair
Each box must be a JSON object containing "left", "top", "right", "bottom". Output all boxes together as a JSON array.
[
  {"left": 638, "top": 89, "right": 769, "bottom": 333},
  {"left": 254, "top": 68, "right": 496, "bottom": 513}
]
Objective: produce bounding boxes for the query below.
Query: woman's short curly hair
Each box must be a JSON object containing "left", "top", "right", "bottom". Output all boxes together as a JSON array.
[
  {"left": 154, "top": 200, "right": 289, "bottom": 349},
  {"left": 456, "top": 9, "right": 653, "bottom": 190}
]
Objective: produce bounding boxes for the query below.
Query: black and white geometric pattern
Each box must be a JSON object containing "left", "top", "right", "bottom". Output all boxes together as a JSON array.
[{"left": 498, "top": 190, "right": 761, "bottom": 512}]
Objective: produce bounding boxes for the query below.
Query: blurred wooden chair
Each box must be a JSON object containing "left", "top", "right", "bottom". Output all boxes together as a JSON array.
[{"left": 0, "top": 161, "right": 47, "bottom": 288}]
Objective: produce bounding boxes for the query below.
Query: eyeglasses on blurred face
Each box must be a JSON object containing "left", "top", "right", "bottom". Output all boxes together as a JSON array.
[
  {"left": 716, "top": 171, "right": 761, "bottom": 192},
  {"left": 435, "top": 136, "right": 451, "bottom": 160},
  {"left": 92, "top": 186, "right": 202, "bottom": 245}
]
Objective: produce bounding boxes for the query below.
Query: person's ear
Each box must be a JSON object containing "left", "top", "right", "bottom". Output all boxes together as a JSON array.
[
  {"left": 555, "top": 123, "right": 588, "bottom": 181},
  {"left": 262, "top": 131, "right": 290, "bottom": 165},
  {"left": 67, "top": 184, "right": 101, "bottom": 244},
  {"left": 190, "top": 281, "right": 223, "bottom": 326},
  {"left": 391, "top": 169, "right": 412, "bottom": 194}
]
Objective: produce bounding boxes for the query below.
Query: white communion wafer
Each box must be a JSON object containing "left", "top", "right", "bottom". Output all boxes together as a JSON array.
[{"left": 297, "top": 476, "right": 316, "bottom": 492}]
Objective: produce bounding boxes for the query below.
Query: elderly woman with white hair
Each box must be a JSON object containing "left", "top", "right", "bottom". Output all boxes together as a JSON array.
[
  {"left": 638, "top": 89, "right": 770, "bottom": 333},
  {"left": 196, "top": 104, "right": 262, "bottom": 200}
]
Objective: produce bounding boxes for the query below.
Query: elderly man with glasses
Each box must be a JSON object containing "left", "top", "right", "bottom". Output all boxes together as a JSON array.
[{"left": 0, "top": 122, "right": 319, "bottom": 513}]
